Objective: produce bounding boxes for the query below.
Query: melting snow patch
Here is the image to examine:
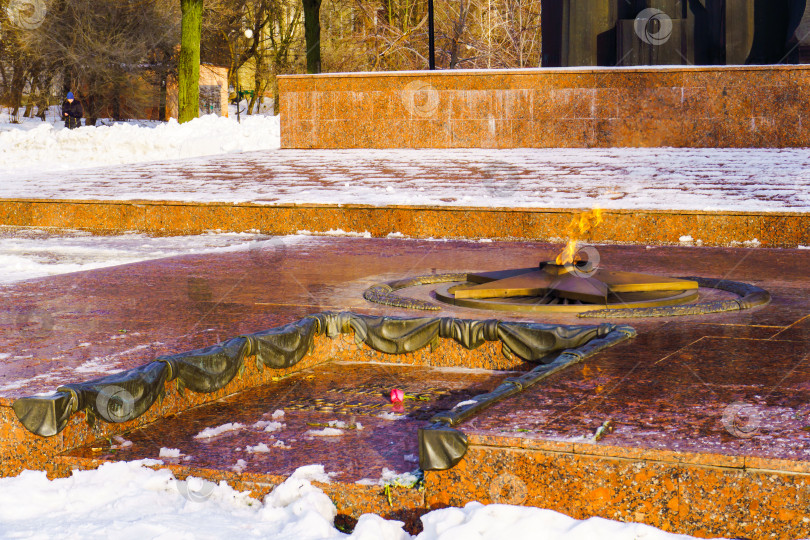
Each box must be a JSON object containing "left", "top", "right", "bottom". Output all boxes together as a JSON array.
[
  {"left": 326, "top": 420, "right": 363, "bottom": 430},
  {"left": 253, "top": 420, "right": 285, "bottom": 433},
  {"left": 112, "top": 436, "right": 132, "bottom": 449},
  {"left": 194, "top": 422, "right": 246, "bottom": 439},
  {"left": 230, "top": 459, "right": 248, "bottom": 473},
  {"left": 356, "top": 468, "right": 420, "bottom": 487},
  {"left": 271, "top": 409, "right": 285, "bottom": 419},
  {"left": 158, "top": 448, "right": 183, "bottom": 458},
  {"left": 730, "top": 238, "right": 762, "bottom": 248},
  {"left": 304, "top": 427, "right": 344, "bottom": 437},
  {"left": 246, "top": 443, "right": 271, "bottom": 453},
  {"left": 73, "top": 357, "right": 123, "bottom": 374},
  {"left": 296, "top": 229, "right": 373, "bottom": 238},
  {"left": 453, "top": 400, "right": 478, "bottom": 409}
]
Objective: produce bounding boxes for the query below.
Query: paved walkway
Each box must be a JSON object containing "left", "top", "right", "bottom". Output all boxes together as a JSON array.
[{"left": 3, "top": 148, "right": 810, "bottom": 212}]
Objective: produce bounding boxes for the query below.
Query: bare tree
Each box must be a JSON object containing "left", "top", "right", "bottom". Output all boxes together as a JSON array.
[
  {"left": 203, "top": 0, "right": 303, "bottom": 113},
  {"left": 0, "top": 0, "right": 48, "bottom": 120},
  {"left": 16, "top": 0, "right": 179, "bottom": 123}
]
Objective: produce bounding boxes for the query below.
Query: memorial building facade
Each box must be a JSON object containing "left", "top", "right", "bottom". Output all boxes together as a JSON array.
[{"left": 540, "top": 0, "right": 810, "bottom": 67}]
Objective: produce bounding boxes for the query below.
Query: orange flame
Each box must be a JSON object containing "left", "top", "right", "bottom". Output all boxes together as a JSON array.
[{"left": 555, "top": 208, "right": 603, "bottom": 266}]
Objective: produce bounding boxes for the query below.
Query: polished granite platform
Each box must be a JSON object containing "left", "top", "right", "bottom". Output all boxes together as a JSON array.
[{"left": 1, "top": 237, "right": 808, "bottom": 538}]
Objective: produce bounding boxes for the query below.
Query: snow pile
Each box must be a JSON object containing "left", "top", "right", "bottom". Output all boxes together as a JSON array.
[
  {"left": 0, "top": 461, "right": 718, "bottom": 539},
  {"left": 0, "top": 114, "right": 280, "bottom": 174},
  {"left": 0, "top": 462, "right": 399, "bottom": 539},
  {"left": 418, "top": 503, "right": 701, "bottom": 540}
]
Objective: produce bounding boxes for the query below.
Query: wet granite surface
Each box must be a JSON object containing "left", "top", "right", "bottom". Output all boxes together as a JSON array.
[
  {"left": 461, "top": 336, "right": 810, "bottom": 462},
  {"left": 63, "top": 362, "right": 516, "bottom": 482},
  {"left": 1, "top": 238, "right": 808, "bottom": 463}
]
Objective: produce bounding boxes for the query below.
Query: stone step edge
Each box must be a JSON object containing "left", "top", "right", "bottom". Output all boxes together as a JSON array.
[{"left": 1, "top": 199, "right": 807, "bottom": 247}]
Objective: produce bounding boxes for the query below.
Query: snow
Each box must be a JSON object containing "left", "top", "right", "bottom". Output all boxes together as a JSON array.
[
  {"left": 0, "top": 114, "right": 280, "bottom": 174},
  {"left": 297, "top": 229, "right": 373, "bottom": 238},
  {"left": 253, "top": 420, "right": 286, "bottom": 433},
  {"left": 305, "top": 427, "right": 345, "bottom": 437},
  {"left": 194, "top": 422, "right": 246, "bottom": 439},
  {"left": 0, "top": 228, "right": 309, "bottom": 284},
  {"left": 356, "top": 468, "right": 421, "bottom": 487},
  {"left": 326, "top": 420, "right": 362, "bottom": 430},
  {"left": 231, "top": 459, "right": 248, "bottom": 473},
  {"left": 0, "top": 461, "right": 718, "bottom": 539},
  {"left": 418, "top": 503, "right": 701, "bottom": 540},
  {"left": 246, "top": 443, "right": 271, "bottom": 453},
  {"left": 0, "top": 121, "right": 809, "bottom": 211},
  {"left": 112, "top": 436, "right": 133, "bottom": 449},
  {"left": 453, "top": 400, "right": 478, "bottom": 409}
]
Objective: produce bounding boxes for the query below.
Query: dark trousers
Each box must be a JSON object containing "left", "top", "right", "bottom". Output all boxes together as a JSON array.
[{"left": 65, "top": 117, "right": 81, "bottom": 129}]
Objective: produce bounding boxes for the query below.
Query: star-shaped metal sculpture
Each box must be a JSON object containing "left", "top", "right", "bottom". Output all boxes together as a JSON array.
[{"left": 441, "top": 261, "right": 699, "bottom": 312}]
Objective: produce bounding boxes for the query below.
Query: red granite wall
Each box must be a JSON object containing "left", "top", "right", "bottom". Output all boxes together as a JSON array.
[
  {"left": 426, "top": 439, "right": 810, "bottom": 539},
  {"left": 1, "top": 199, "right": 806, "bottom": 248},
  {"left": 279, "top": 65, "right": 810, "bottom": 148}
]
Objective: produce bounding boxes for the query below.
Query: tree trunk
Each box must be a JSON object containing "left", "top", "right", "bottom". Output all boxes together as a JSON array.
[
  {"left": 9, "top": 59, "right": 26, "bottom": 120},
  {"left": 179, "top": 0, "right": 203, "bottom": 123},
  {"left": 303, "top": 0, "right": 322, "bottom": 73},
  {"left": 112, "top": 81, "right": 122, "bottom": 122},
  {"left": 86, "top": 94, "right": 98, "bottom": 126},
  {"left": 273, "top": 75, "right": 280, "bottom": 115},
  {"left": 159, "top": 77, "right": 168, "bottom": 121}
]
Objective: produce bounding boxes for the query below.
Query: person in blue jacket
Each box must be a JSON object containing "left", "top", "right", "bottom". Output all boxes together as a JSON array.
[{"left": 62, "top": 91, "right": 83, "bottom": 129}]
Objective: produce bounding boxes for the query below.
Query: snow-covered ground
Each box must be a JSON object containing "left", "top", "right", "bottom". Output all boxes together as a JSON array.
[
  {"left": 0, "top": 461, "right": 711, "bottom": 540},
  {"left": 1, "top": 113, "right": 809, "bottom": 212}
]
